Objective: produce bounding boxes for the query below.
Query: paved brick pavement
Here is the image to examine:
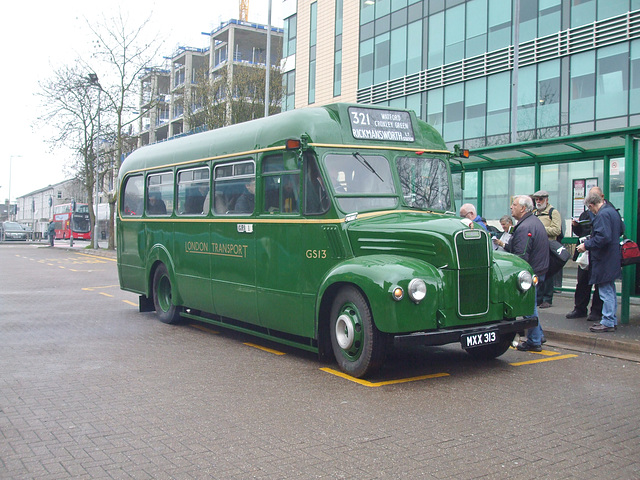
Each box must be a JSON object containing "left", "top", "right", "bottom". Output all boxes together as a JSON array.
[{"left": 1, "top": 244, "right": 640, "bottom": 479}]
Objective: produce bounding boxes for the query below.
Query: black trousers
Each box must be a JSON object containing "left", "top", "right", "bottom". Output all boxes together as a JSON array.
[{"left": 574, "top": 266, "right": 602, "bottom": 316}]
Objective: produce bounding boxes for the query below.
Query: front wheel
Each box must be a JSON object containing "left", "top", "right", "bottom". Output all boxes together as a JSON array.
[
  {"left": 329, "top": 286, "right": 386, "bottom": 378},
  {"left": 152, "top": 264, "right": 182, "bottom": 324},
  {"left": 465, "top": 333, "right": 515, "bottom": 360}
]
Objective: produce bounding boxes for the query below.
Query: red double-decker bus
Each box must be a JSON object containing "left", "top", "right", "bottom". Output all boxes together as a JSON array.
[{"left": 53, "top": 203, "right": 92, "bottom": 240}]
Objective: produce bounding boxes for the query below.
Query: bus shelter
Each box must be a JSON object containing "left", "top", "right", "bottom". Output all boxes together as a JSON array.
[{"left": 451, "top": 127, "right": 640, "bottom": 324}]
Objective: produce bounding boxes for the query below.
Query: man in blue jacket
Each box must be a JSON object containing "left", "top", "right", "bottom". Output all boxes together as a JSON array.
[
  {"left": 505, "top": 195, "right": 549, "bottom": 352},
  {"left": 576, "top": 190, "right": 624, "bottom": 332}
]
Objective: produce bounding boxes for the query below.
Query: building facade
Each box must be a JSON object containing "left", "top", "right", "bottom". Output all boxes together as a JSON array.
[
  {"left": 138, "top": 20, "right": 283, "bottom": 148},
  {"left": 284, "top": 0, "right": 640, "bottom": 307},
  {"left": 16, "top": 179, "right": 87, "bottom": 238}
]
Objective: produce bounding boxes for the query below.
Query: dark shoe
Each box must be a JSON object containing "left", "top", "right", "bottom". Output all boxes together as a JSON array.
[
  {"left": 516, "top": 342, "right": 542, "bottom": 352},
  {"left": 587, "top": 313, "right": 602, "bottom": 322},
  {"left": 589, "top": 324, "right": 615, "bottom": 333},
  {"left": 591, "top": 323, "right": 617, "bottom": 331},
  {"left": 538, "top": 302, "right": 552, "bottom": 309},
  {"left": 566, "top": 309, "right": 587, "bottom": 319},
  {"left": 541, "top": 336, "right": 547, "bottom": 344}
]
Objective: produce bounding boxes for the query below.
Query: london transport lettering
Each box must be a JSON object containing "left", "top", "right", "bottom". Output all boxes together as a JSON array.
[{"left": 184, "top": 241, "right": 248, "bottom": 258}]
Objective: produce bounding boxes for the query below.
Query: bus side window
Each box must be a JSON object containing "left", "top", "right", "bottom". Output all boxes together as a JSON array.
[
  {"left": 304, "top": 155, "right": 329, "bottom": 215},
  {"left": 213, "top": 160, "right": 255, "bottom": 215},
  {"left": 147, "top": 172, "right": 173, "bottom": 216},
  {"left": 122, "top": 175, "right": 143, "bottom": 216},
  {"left": 262, "top": 153, "right": 300, "bottom": 214},
  {"left": 177, "top": 167, "right": 210, "bottom": 215}
]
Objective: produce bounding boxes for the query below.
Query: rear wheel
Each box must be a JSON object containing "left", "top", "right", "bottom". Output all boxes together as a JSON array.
[
  {"left": 465, "top": 333, "right": 515, "bottom": 360},
  {"left": 152, "top": 264, "right": 182, "bottom": 324},
  {"left": 329, "top": 286, "right": 386, "bottom": 378}
]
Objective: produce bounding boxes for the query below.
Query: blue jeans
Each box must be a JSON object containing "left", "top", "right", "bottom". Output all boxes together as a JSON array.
[
  {"left": 526, "top": 275, "right": 545, "bottom": 346},
  {"left": 597, "top": 281, "right": 617, "bottom": 327}
]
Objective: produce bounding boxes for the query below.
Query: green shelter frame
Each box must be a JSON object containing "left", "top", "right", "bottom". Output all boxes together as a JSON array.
[{"left": 452, "top": 127, "right": 639, "bottom": 324}]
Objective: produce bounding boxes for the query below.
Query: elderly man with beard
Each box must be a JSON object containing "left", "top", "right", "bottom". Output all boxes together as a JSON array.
[
  {"left": 576, "top": 190, "right": 624, "bottom": 332},
  {"left": 532, "top": 190, "right": 562, "bottom": 308},
  {"left": 504, "top": 195, "right": 549, "bottom": 352}
]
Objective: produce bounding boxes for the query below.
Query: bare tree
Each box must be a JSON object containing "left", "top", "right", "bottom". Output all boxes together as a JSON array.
[
  {"left": 185, "top": 60, "right": 284, "bottom": 132},
  {"left": 38, "top": 64, "right": 104, "bottom": 238},
  {"left": 85, "top": 10, "right": 164, "bottom": 249}
]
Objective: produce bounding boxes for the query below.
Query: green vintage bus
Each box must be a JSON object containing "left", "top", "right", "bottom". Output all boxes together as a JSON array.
[{"left": 117, "top": 103, "right": 537, "bottom": 378}]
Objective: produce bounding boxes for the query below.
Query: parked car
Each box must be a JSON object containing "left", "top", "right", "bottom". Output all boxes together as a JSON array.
[{"left": 2, "top": 221, "right": 29, "bottom": 241}]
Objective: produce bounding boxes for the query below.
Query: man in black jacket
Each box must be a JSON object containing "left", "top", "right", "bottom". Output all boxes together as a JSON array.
[{"left": 505, "top": 195, "right": 550, "bottom": 352}]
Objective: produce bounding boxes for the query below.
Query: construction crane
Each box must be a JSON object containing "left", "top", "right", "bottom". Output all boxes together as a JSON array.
[{"left": 239, "top": 0, "right": 249, "bottom": 21}]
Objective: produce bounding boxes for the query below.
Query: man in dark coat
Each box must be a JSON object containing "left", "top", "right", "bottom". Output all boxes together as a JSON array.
[
  {"left": 576, "top": 190, "right": 624, "bottom": 332},
  {"left": 505, "top": 195, "right": 550, "bottom": 351}
]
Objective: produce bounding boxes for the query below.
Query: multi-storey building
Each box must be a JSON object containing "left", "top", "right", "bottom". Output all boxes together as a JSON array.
[
  {"left": 284, "top": 0, "right": 639, "bottom": 310},
  {"left": 16, "top": 179, "right": 87, "bottom": 238},
  {"left": 138, "top": 20, "right": 283, "bottom": 148}
]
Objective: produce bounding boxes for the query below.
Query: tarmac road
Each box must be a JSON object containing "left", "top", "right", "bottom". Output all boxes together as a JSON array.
[{"left": 1, "top": 243, "right": 639, "bottom": 479}]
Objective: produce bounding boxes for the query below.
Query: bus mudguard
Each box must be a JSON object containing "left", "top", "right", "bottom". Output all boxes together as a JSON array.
[
  {"left": 145, "top": 243, "right": 182, "bottom": 307},
  {"left": 318, "top": 254, "right": 445, "bottom": 334}
]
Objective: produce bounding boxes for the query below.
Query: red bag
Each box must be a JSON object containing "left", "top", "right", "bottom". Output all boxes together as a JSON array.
[{"left": 621, "top": 239, "right": 640, "bottom": 266}]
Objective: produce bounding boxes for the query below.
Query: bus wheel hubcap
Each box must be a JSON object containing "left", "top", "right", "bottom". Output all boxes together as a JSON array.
[{"left": 336, "top": 314, "right": 355, "bottom": 349}]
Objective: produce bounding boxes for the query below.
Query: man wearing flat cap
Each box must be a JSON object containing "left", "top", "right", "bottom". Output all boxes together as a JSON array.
[{"left": 532, "top": 190, "right": 562, "bottom": 308}]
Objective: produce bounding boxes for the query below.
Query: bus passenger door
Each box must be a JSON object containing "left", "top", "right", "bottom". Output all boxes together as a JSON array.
[
  {"left": 255, "top": 153, "right": 317, "bottom": 339},
  {"left": 209, "top": 160, "right": 259, "bottom": 326}
]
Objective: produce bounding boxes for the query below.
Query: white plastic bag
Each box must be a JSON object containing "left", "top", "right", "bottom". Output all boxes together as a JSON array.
[{"left": 576, "top": 251, "right": 589, "bottom": 270}]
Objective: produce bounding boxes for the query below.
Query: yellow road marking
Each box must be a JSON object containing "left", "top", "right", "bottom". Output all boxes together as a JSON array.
[
  {"left": 509, "top": 347, "right": 562, "bottom": 357},
  {"left": 99, "top": 292, "right": 114, "bottom": 297},
  {"left": 82, "top": 285, "right": 120, "bottom": 291},
  {"left": 243, "top": 342, "right": 286, "bottom": 355},
  {"left": 320, "top": 368, "right": 449, "bottom": 387},
  {"left": 74, "top": 252, "right": 116, "bottom": 262},
  {"left": 123, "top": 300, "right": 137, "bottom": 306},
  {"left": 510, "top": 354, "right": 578, "bottom": 366}
]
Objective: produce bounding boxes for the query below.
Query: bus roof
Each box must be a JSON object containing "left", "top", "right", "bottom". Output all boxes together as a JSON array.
[{"left": 119, "top": 103, "right": 448, "bottom": 177}]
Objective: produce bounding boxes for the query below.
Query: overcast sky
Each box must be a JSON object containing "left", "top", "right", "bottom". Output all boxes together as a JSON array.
[{"left": 0, "top": 0, "right": 283, "bottom": 203}]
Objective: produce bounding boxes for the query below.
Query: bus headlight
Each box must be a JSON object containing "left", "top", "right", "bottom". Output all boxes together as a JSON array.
[
  {"left": 517, "top": 271, "right": 534, "bottom": 292},
  {"left": 408, "top": 278, "right": 427, "bottom": 303}
]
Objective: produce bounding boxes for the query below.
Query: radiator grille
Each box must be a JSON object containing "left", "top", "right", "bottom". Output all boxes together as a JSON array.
[{"left": 455, "top": 230, "right": 490, "bottom": 316}]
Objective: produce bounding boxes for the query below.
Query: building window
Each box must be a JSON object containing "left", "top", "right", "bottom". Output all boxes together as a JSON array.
[
  {"left": 464, "top": 77, "right": 487, "bottom": 140},
  {"left": 359, "top": 38, "right": 374, "bottom": 88},
  {"left": 596, "top": 43, "right": 629, "bottom": 120},
  {"left": 283, "top": 15, "right": 297, "bottom": 58},
  {"left": 517, "top": 65, "right": 537, "bottom": 134},
  {"left": 309, "top": 2, "right": 317, "bottom": 104},
  {"left": 630, "top": 39, "right": 640, "bottom": 115},
  {"left": 444, "top": 83, "right": 464, "bottom": 142},
  {"left": 488, "top": 0, "right": 511, "bottom": 51},
  {"left": 571, "top": 0, "right": 596, "bottom": 28},
  {"left": 487, "top": 72, "right": 511, "bottom": 136},
  {"left": 445, "top": 4, "right": 465, "bottom": 64},
  {"left": 427, "top": 88, "right": 444, "bottom": 135},
  {"left": 283, "top": 71, "right": 295, "bottom": 111},
  {"left": 537, "top": 60, "right": 560, "bottom": 128},
  {"left": 539, "top": 0, "right": 562, "bottom": 38},
  {"left": 570, "top": 51, "right": 596, "bottom": 123},
  {"left": 428, "top": 11, "right": 444, "bottom": 69},
  {"left": 466, "top": 0, "right": 487, "bottom": 58},
  {"left": 334, "top": 0, "right": 343, "bottom": 96}
]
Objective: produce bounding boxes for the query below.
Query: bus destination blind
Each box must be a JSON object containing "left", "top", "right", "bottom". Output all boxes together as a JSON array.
[{"left": 348, "top": 107, "right": 415, "bottom": 142}]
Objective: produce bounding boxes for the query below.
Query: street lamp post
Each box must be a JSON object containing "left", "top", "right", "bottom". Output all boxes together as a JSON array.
[
  {"left": 8, "top": 155, "right": 22, "bottom": 221},
  {"left": 88, "top": 73, "right": 102, "bottom": 249}
]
